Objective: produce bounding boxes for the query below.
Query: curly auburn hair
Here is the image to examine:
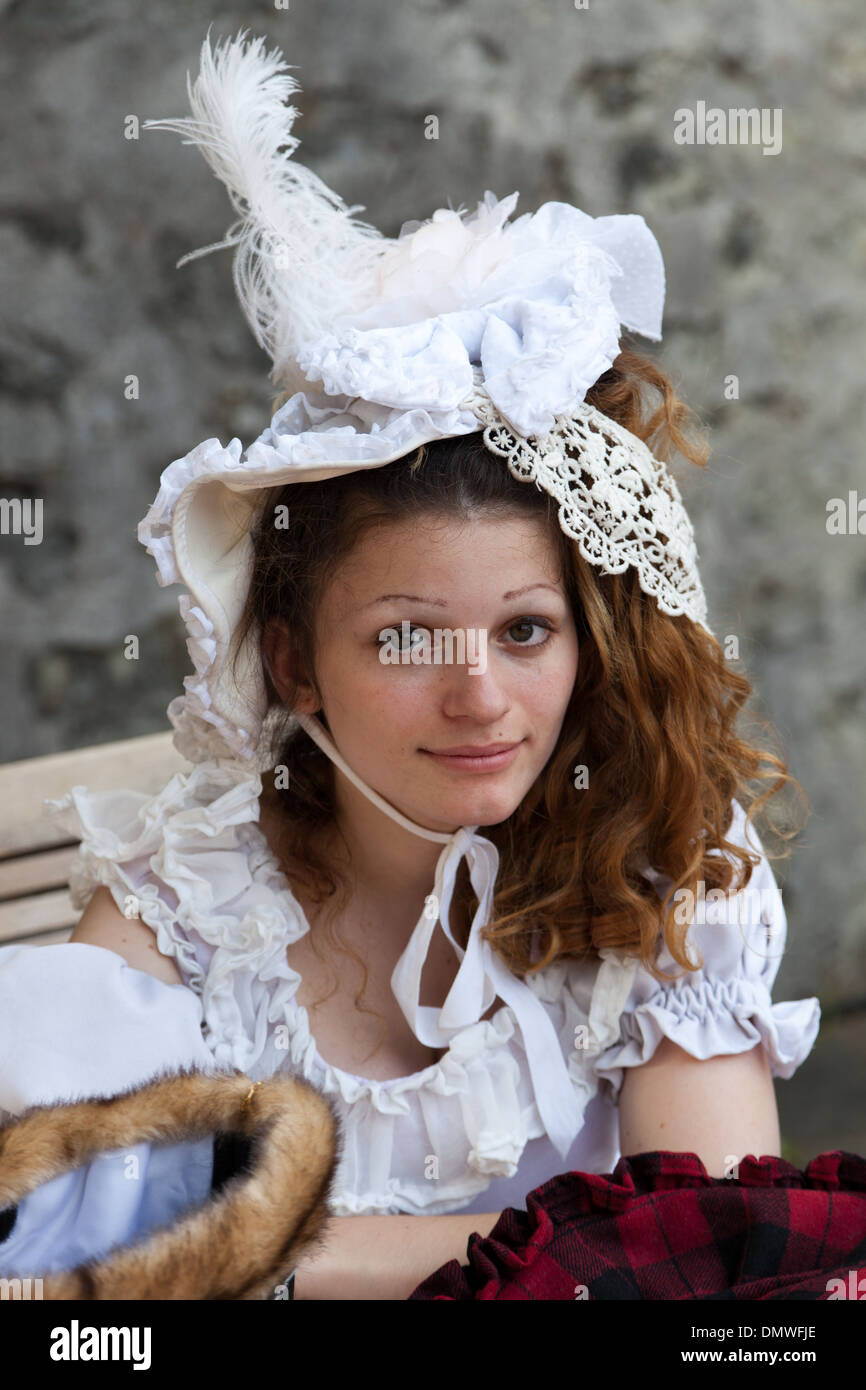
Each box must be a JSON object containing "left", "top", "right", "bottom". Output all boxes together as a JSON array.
[{"left": 231, "top": 340, "right": 807, "bottom": 1063}]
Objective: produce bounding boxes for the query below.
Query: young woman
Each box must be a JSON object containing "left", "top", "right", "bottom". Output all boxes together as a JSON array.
[
  {"left": 0, "top": 32, "right": 820, "bottom": 1300},
  {"left": 0, "top": 343, "right": 817, "bottom": 1298}
]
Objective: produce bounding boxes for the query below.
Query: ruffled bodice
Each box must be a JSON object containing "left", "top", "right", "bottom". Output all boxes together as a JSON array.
[{"left": 23, "top": 759, "right": 821, "bottom": 1221}]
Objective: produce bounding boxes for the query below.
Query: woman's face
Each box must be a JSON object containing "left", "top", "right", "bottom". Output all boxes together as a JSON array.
[{"left": 289, "top": 512, "right": 579, "bottom": 833}]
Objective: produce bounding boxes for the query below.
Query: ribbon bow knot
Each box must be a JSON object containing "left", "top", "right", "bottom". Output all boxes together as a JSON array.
[{"left": 294, "top": 712, "right": 583, "bottom": 1161}]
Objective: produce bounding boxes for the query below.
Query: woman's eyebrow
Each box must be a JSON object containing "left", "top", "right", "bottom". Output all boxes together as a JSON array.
[{"left": 363, "top": 583, "right": 561, "bottom": 609}]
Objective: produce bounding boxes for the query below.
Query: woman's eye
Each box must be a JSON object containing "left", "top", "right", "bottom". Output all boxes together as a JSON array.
[
  {"left": 506, "top": 618, "right": 552, "bottom": 647},
  {"left": 376, "top": 618, "right": 553, "bottom": 655}
]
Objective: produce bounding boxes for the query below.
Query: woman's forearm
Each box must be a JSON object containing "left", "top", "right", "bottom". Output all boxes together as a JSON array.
[{"left": 292, "top": 1211, "right": 502, "bottom": 1300}]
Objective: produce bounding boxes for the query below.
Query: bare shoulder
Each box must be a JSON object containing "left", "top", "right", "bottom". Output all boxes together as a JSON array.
[{"left": 69, "top": 885, "right": 184, "bottom": 987}]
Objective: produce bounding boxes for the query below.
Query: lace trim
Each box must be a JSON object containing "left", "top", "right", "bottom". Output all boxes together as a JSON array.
[{"left": 459, "top": 371, "right": 710, "bottom": 632}]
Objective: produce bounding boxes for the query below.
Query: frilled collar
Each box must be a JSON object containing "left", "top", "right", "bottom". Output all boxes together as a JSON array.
[{"left": 293, "top": 712, "right": 581, "bottom": 1160}]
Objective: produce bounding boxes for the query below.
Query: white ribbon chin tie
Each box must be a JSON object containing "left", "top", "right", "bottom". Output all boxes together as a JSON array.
[{"left": 292, "top": 712, "right": 581, "bottom": 1161}]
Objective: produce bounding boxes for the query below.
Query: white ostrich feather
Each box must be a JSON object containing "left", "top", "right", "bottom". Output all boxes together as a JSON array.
[{"left": 142, "top": 25, "right": 389, "bottom": 393}]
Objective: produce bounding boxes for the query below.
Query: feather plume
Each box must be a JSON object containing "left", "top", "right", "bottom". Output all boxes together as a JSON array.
[{"left": 142, "top": 24, "right": 389, "bottom": 394}]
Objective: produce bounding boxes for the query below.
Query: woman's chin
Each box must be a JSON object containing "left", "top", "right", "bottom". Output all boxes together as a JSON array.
[{"left": 418, "top": 788, "right": 524, "bottom": 833}]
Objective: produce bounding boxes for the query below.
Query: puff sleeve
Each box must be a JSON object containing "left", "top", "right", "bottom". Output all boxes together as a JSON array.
[
  {"left": 592, "top": 800, "right": 821, "bottom": 1104},
  {"left": 0, "top": 941, "right": 219, "bottom": 1278}
]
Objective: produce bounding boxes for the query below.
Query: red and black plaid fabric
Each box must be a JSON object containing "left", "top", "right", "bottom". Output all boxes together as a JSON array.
[{"left": 408, "top": 1150, "right": 866, "bottom": 1300}]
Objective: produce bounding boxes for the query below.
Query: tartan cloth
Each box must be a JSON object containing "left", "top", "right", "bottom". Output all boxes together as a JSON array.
[{"left": 408, "top": 1150, "right": 866, "bottom": 1300}]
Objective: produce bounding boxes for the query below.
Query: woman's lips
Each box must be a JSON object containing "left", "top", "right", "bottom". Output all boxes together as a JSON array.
[{"left": 420, "top": 741, "right": 523, "bottom": 772}]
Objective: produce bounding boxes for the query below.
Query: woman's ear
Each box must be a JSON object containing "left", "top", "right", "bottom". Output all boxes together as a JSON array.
[{"left": 262, "top": 618, "right": 321, "bottom": 715}]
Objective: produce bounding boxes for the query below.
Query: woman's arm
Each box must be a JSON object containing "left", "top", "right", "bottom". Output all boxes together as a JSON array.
[
  {"left": 292, "top": 1210, "right": 502, "bottom": 1300},
  {"left": 69, "top": 886, "right": 183, "bottom": 986},
  {"left": 618, "top": 1037, "right": 782, "bottom": 1178}
]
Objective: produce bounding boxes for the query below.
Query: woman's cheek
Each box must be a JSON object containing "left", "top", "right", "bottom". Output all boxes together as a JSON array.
[
  {"left": 521, "top": 648, "right": 573, "bottom": 701},
  {"left": 361, "top": 663, "right": 433, "bottom": 722}
]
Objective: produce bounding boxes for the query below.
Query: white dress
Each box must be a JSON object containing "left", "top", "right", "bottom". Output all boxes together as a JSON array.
[{"left": 0, "top": 760, "right": 820, "bottom": 1278}]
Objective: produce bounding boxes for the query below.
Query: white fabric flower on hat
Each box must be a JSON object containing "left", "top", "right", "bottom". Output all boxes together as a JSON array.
[
  {"left": 296, "top": 192, "right": 665, "bottom": 439},
  {"left": 142, "top": 31, "right": 664, "bottom": 443}
]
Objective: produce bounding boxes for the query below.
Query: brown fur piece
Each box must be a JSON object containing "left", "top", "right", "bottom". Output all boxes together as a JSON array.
[{"left": 0, "top": 1068, "right": 341, "bottom": 1300}]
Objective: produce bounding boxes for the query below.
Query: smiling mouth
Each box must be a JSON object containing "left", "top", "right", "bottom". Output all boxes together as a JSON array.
[
  {"left": 420, "top": 741, "right": 524, "bottom": 771},
  {"left": 424, "top": 743, "right": 520, "bottom": 756}
]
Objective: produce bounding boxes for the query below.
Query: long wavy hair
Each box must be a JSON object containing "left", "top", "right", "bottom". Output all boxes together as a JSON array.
[{"left": 232, "top": 340, "right": 807, "bottom": 1062}]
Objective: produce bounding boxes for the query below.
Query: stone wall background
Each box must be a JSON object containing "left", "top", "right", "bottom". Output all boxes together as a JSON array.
[{"left": 2, "top": 0, "right": 864, "bottom": 1155}]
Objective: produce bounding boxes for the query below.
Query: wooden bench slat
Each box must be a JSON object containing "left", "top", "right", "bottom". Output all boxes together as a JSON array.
[
  {"left": 8, "top": 926, "right": 74, "bottom": 949},
  {"left": 0, "top": 846, "right": 80, "bottom": 899},
  {"left": 0, "top": 888, "right": 77, "bottom": 943},
  {"left": 0, "top": 731, "right": 191, "bottom": 858},
  {"left": 0, "top": 731, "right": 196, "bottom": 952}
]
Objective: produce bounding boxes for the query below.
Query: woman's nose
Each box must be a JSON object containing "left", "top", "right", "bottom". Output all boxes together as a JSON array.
[{"left": 437, "top": 650, "right": 510, "bottom": 722}]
